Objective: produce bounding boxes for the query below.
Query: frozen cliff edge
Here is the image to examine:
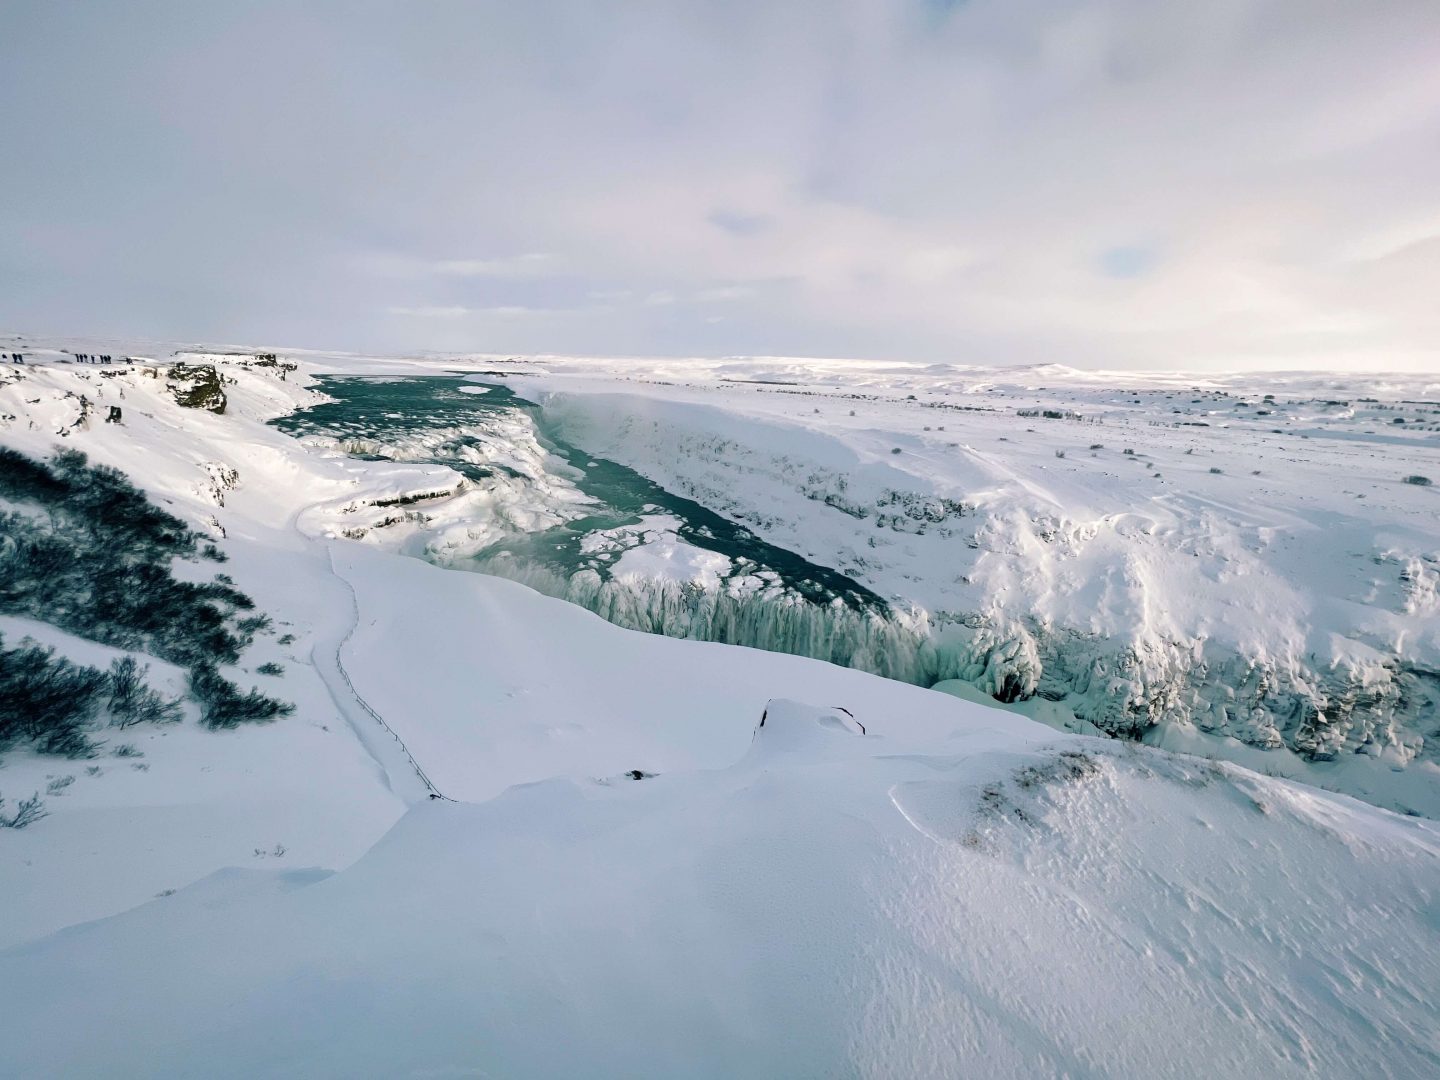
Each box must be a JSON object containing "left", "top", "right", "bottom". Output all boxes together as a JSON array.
[{"left": 516, "top": 385, "right": 1440, "bottom": 816}]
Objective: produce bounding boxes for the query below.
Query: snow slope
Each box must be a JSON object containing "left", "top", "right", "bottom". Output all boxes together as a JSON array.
[
  {"left": 0, "top": 339, "right": 1437, "bottom": 1077},
  {"left": 1, "top": 691, "right": 1436, "bottom": 1078},
  {"left": 0, "top": 348, "right": 416, "bottom": 945},
  {"left": 332, "top": 543, "right": 1015, "bottom": 801}
]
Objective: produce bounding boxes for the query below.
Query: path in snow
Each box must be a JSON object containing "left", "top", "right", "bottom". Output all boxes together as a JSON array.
[{"left": 310, "top": 542, "right": 449, "bottom": 803}]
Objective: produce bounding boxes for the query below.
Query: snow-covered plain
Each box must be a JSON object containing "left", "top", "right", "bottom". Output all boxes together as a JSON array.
[{"left": 0, "top": 336, "right": 1437, "bottom": 1077}]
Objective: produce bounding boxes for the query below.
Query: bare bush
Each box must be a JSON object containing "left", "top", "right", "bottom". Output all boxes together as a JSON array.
[{"left": 0, "top": 792, "right": 47, "bottom": 829}]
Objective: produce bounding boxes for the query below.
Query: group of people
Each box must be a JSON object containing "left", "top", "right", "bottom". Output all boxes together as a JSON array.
[{"left": 3, "top": 352, "right": 121, "bottom": 364}]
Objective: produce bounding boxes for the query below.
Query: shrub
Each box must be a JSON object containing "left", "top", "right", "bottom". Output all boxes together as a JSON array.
[
  {"left": 0, "top": 637, "right": 107, "bottom": 757},
  {"left": 256, "top": 661, "right": 284, "bottom": 677},
  {"left": 0, "top": 449, "right": 257, "bottom": 667},
  {"left": 0, "top": 792, "right": 47, "bottom": 829},
  {"left": 107, "top": 657, "right": 182, "bottom": 728},
  {"left": 0, "top": 449, "right": 292, "bottom": 749},
  {"left": 41, "top": 726, "right": 100, "bottom": 758},
  {"left": 190, "top": 663, "right": 294, "bottom": 729}
]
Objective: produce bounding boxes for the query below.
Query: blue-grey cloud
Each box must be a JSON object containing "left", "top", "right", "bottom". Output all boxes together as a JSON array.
[
  {"left": 1099, "top": 246, "right": 1158, "bottom": 279},
  {"left": 709, "top": 210, "right": 776, "bottom": 237}
]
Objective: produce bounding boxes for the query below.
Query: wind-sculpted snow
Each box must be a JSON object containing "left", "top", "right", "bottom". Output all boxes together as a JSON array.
[{"left": 3, "top": 692, "right": 1436, "bottom": 1078}]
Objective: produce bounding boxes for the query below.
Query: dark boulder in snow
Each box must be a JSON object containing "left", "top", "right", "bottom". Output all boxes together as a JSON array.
[{"left": 166, "top": 363, "right": 227, "bottom": 414}]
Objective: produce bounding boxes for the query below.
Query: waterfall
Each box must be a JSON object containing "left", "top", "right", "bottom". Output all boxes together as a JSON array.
[{"left": 468, "top": 553, "right": 951, "bottom": 683}]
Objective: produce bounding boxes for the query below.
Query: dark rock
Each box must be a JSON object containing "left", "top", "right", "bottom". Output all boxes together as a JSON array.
[{"left": 166, "top": 363, "right": 227, "bottom": 413}]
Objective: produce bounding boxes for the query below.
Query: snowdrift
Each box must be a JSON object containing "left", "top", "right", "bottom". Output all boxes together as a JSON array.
[{"left": 2, "top": 701, "right": 1436, "bottom": 1079}]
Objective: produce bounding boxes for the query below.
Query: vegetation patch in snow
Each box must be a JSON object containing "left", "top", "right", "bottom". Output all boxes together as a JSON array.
[{"left": 0, "top": 447, "right": 290, "bottom": 747}]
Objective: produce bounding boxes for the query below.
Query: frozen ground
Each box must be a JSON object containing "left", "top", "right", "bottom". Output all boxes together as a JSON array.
[{"left": 0, "top": 335, "right": 1436, "bottom": 1077}]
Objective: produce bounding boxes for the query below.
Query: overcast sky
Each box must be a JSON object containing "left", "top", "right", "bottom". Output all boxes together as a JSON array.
[{"left": 2, "top": 1, "right": 1437, "bottom": 370}]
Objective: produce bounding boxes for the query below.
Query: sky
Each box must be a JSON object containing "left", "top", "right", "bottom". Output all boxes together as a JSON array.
[{"left": 1, "top": 0, "right": 1438, "bottom": 371}]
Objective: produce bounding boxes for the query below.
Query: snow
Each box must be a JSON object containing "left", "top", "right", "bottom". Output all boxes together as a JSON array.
[
  {"left": 601, "top": 514, "right": 736, "bottom": 589},
  {"left": 0, "top": 337, "right": 1437, "bottom": 1076},
  {"left": 331, "top": 543, "right": 1009, "bottom": 801},
  {"left": 1, "top": 701, "right": 1436, "bottom": 1078},
  {"left": 0, "top": 616, "right": 190, "bottom": 701},
  {"left": 490, "top": 358, "right": 1440, "bottom": 811},
  {"left": 0, "top": 349, "right": 411, "bottom": 947}
]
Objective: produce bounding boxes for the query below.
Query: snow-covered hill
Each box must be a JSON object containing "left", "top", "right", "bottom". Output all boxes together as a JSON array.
[{"left": 0, "top": 338, "right": 1436, "bottom": 1077}]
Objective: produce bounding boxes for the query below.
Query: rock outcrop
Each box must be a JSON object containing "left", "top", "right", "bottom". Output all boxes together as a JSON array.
[{"left": 166, "top": 363, "right": 226, "bottom": 413}]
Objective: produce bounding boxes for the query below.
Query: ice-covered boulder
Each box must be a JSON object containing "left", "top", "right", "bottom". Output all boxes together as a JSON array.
[{"left": 749, "top": 698, "right": 866, "bottom": 757}]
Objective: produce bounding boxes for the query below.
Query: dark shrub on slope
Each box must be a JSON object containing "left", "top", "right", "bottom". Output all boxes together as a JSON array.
[
  {"left": 107, "top": 656, "right": 183, "bottom": 729},
  {"left": 0, "top": 638, "right": 108, "bottom": 757},
  {"left": 0, "top": 637, "right": 191, "bottom": 756},
  {"left": 189, "top": 663, "right": 294, "bottom": 730},
  {"left": 0, "top": 448, "right": 290, "bottom": 754}
]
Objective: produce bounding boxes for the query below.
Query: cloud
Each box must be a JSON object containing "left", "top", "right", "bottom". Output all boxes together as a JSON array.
[
  {"left": 707, "top": 210, "right": 774, "bottom": 237},
  {"left": 1097, "top": 246, "right": 1158, "bottom": 280},
  {"left": 360, "top": 253, "right": 557, "bottom": 280},
  {"left": 430, "top": 254, "right": 556, "bottom": 278},
  {"left": 388, "top": 303, "right": 607, "bottom": 319},
  {"left": 694, "top": 286, "right": 754, "bottom": 303},
  {"left": 386, "top": 306, "right": 473, "bottom": 319},
  {"left": 2, "top": 1, "right": 1437, "bottom": 370}
]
